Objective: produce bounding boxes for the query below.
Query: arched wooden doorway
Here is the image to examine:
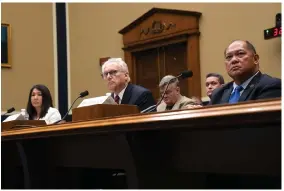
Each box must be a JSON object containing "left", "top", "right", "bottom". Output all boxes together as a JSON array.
[{"left": 119, "top": 8, "right": 202, "bottom": 101}]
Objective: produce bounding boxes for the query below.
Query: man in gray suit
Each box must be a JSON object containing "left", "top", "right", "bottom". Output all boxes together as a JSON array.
[{"left": 157, "top": 75, "right": 197, "bottom": 112}]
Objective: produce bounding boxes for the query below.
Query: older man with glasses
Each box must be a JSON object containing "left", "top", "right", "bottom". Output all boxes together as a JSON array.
[
  {"left": 101, "top": 58, "right": 156, "bottom": 112},
  {"left": 157, "top": 75, "right": 198, "bottom": 111}
]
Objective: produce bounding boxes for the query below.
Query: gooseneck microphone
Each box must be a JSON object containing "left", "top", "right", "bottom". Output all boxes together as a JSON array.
[
  {"left": 2, "top": 107, "right": 15, "bottom": 115},
  {"left": 176, "top": 70, "right": 193, "bottom": 80},
  {"left": 53, "top": 90, "right": 89, "bottom": 124},
  {"left": 141, "top": 70, "right": 193, "bottom": 113}
]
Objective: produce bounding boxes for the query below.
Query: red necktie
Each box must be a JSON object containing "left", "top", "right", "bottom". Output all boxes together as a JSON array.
[{"left": 114, "top": 95, "right": 120, "bottom": 104}]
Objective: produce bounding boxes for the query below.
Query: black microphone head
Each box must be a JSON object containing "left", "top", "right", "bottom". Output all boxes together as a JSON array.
[
  {"left": 7, "top": 107, "right": 15, "bottom": 113},
  {"left": 80, "top": 90, "right": 89, "bottom": 98},
  {"left": 180, "top": 70, "right": 193, "bottom": 79}
]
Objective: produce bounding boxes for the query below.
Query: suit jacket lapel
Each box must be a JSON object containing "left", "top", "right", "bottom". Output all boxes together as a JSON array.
[
  {"left": 158, "top": 101, "right": 167, "bottom": 111},
  {"left": 239, "top": 72, "right": 262, "bottom": 102},
  {"left": 221, "top": 84, "right": 233, "bottom": 104},
  {"left": 172, "top": 96, "right": 183, "bottom": 110},
  {"left": 121, "top": 84, "right": 132, "bottom": 104}
]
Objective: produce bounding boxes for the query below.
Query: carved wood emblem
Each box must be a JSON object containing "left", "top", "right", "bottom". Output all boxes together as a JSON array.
[{"left": 140, "top": 20, "right": 176, "bottom": 36}]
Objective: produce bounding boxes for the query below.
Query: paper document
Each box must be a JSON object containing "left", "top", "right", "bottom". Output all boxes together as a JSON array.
[
  {"left": 3, "top": 113, "right": 25, "bottom": 122},
  {"left": 77, "top": 96, "right": 116, "bottom": 108}
]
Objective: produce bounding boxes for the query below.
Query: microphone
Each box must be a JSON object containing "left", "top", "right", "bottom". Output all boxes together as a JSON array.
[
  {"left": 79, "top": 90, "right": 89, "bottom": 98},
  {"left": 176, "top": 70, "right": 193, "bottom": 79},
  {"left": 141, "top": 70, "right": 193, "bottom": 113},
  {"left": 2, "top": 107, "right": 15, "bottom": 115},
  {"left": 53, "top": 90, "right": 89, "bottom": 124}
]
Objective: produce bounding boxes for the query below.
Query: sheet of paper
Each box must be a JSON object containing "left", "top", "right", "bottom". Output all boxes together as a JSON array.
[
  {"left": 77, "top": 96, "right": 116, "bottom": 108},
  {"left": 3, "top": 113, "right": 25, "bottom": 122}
]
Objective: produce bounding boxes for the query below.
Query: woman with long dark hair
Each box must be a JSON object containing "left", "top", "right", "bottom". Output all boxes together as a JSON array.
[{"left": 26, "top": 84, "right": 61, "bottom": 124}]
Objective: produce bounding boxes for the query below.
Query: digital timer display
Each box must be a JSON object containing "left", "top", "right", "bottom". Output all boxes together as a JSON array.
[{"left": 264, "top": 26, "right": 281, "bottom": 39}]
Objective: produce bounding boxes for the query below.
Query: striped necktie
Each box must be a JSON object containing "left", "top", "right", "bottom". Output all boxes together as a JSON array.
[{"left": 114, "top": 95, "right": 120, "bottom": 104}]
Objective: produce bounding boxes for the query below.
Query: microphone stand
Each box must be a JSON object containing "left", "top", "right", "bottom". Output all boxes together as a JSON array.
[
  {"left": 53, "top": 96, "right": 81, "bottom": 124},
  {"left": 53, "top": 90, "right": 89, "bottom": 124}
]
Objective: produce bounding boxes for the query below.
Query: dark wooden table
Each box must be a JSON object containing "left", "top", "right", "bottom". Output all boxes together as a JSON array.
[{"left": 2, "top": 98, "right": 281, "bottom": 189}]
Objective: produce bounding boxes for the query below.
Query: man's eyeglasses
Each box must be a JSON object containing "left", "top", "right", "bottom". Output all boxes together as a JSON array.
[{"left": 101, "top": 70, "right": 120, "bottom": 79}]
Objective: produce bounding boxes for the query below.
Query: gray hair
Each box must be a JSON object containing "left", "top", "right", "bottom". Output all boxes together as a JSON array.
[
  {"left": 101, "top": 58, "right": 131, "bottom": 82},
  {"left": 159, "top": 75, "right": 179, "bottom": 88}
]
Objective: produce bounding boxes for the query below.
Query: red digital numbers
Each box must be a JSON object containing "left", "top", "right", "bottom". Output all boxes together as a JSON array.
[
  {"left": 273, "top": 27, "right": 281, "bottom": 36},
  {"left": 273, "top": 28, "right": 278, "bottom": 36}
]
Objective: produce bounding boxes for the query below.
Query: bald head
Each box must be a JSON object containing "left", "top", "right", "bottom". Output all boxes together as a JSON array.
[
  {"left": 224, "top": 40, "right": 257, "bottom": 56},
  {"left": 224, "top": 40, "right": 259, "bottom": 85}
]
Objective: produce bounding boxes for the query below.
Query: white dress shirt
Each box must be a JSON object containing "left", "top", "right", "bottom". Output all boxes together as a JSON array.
[
  {"left": 3, "top": 107, "right": 61, "bottom": 125},
  {"left": 114, "top": 85, "right": 127, "bottom": 104},
  {"left": 231, "top": 71, "right": 260, "bottom": 95},
  {"left": 39, "top": 107, "right": 61, "bottom": 124}
]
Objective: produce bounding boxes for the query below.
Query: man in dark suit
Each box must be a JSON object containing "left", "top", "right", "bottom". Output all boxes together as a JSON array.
[
  {"left": 102, "top": 57, "right": 156, "bottom": 111},
  {"left": 93, "top": 58, "right": 156, "bottom": 189},
  {"left": 205, "top": 73, "right": 225, "bottom": 100},
  {"left": 210, "top": 40, "right": 281, "bottom": 105}
]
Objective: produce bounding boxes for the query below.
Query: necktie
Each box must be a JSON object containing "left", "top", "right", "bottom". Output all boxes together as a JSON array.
[
  {"left": 114, "top": 95, "right": 120, "bottom": 104},
  {"left": 229, "top": 86, "right": 243, "bottom": 104}
]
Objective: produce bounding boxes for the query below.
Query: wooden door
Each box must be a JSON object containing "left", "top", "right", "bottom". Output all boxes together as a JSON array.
[
  {"left": 134, "top": 48, "right": 160, "bottom": 101},
  {"left": 120, "top": 8, "right": 202, "bottom": 98},
  {"left": 162, "top": 42, "right": 188, "bottom": 98},
  {"left": 134, "top": 42, "right": 189, "bottom": 101}
]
